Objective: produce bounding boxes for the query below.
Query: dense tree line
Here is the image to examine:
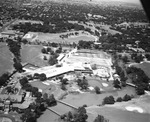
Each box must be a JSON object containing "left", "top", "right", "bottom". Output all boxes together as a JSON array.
[
  {"left": 126, "top": 66, "right": 150, "bottom": 95},
  {"left": 6, "top": 38, "right": 23, "bottom": 72},
  {"left": 12, "top": 22, "right": 85, "bottom": 34},
  {"left": 0, "top": 72, "right": 10, "bottom": 87}
]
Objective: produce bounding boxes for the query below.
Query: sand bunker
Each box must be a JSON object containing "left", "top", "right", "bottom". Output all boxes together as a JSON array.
[
  {"left": 125, "top": 106, "right": 144, "bottom": 113},
  {"left": 102, "top": 83, "right": 108, "bottom": 87}
]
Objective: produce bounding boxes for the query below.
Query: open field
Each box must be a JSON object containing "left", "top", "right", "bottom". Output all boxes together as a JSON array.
[
  {"left": 62, "top": 86, "right": 136, "bottom": 107},
  {"left": 87, "top": 94, "right": 150, "bottom": 122},
  {"left": 23, "top": 31, "right": 95, "bottom": 44},
  {"left": 38, "top": 95, "right": 150, "bottom": 122},
  {"left": 21, "top": 45, "right": 48, "bottom": 67},
  {"left": 38, "top": 109, "right": 59, "bottom": 122},
  {"left": 87, "top": 105, "right": 150, "bottom": 122},
  {"left": 0, "top": 43, "right": 14, "bottom": 76},
  {"left": 30, "top": 81, "right": 56, "bottom": 94}
]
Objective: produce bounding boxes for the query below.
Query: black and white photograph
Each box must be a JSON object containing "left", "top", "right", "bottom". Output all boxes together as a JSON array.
[{"left": 0, "top": 0, "right": 150, "bottom": 122}]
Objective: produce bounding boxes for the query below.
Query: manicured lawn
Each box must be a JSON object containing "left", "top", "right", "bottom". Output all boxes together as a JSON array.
[
  {"left": 21, "top": 45, "right": 48, "bottom": 67},
  {"left": 38, "top": 109, "right": 59, "bottom": 122},
  {"left": 87, "top": 106, "right": 150, "bottom": 122},
  {"left": 62, "top": 86, "right": 136, "bottom": 107},
  {"left": 27, "top": 31, "right": 95, "bottom": 44},
  {"left": 30, "top": 81, "right": 49, "bottom": 90}
]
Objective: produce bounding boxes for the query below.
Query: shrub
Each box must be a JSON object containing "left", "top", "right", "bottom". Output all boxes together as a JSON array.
[
  {"left": 116, "top": 97, "right": 123, "bottom": 102},
  {"left": 94, "top": 86, "right": 101, "bottom": 94},
  {"left": 102, "top": 96, "right": 115, "bottom": 105},
  {"left": 123, "top": 94, "right": 131, "bottom": 101}
]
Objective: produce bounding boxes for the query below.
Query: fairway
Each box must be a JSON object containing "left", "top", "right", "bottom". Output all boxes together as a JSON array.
[
  {"left": 62, "top": 86, "right": 136, "bottom": 107},
  {"left": 87, "top": 105, "right": 150, "bottom": 122},
  {"left": 23, "top": 31, "right": 96, "bottom": 44},
  {"left": 21, "top": 45, "right": 48, "bottom": 67}
]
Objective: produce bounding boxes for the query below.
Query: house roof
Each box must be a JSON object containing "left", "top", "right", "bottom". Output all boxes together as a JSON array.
[{"left": 0, "top": 95, "right": 22, "bottom": 102}]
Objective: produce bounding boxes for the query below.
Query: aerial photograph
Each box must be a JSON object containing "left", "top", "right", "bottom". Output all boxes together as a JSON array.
[{"left": 0, "top": 0, "right": 150, "bottom": 122}]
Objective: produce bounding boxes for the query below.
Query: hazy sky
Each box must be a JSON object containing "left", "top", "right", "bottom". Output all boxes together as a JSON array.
[{"left": 111, "top": 0, "right": 141, "bottom": 4}]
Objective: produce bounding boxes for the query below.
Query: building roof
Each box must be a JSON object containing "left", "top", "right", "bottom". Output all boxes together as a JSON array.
[{"left": 0, "top": 95, "right": 22, "bottom": 102}]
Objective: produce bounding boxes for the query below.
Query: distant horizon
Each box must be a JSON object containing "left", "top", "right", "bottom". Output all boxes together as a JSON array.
[{"left": 109, "top": 0, "right": 141, "bottom": 5}]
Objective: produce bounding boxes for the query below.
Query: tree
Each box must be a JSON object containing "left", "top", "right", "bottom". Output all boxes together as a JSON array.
[
  {"left": 43, "top": 56, "right": 47, "bottom": 60},
  {"left": 6, "top": 86, "right": 14, "bottom": 94},
  {"left": 116, "top": 97, "right": 123, "bottom": 102},
  {"left": 94, "top": 115, "right": 109, "bottom": 122},
  {"left": 13, "top": 61, "right": 23, "bottom": 72},
  {"left": 48, "top": 55, "right": 58, "bottom": 65},
  {"left": 123, "top": 94, "right": 131, "bottom": 101},
  {"left": 39, "top": 73, "right": 47, "bottom": 81},
  {"left": 102, "top": 96, "right": 115, "bottom": 105},
  {"left": 56, "top": 46, "right": 62, "bottom": 53},
  {"left": 20, "top": 77, "right": 28, "bottom": 86},
  {"left": 61, "top": 84, "right": 66, "bottom": 91},
  {"left": 145, "top": 54, "right": 150, "bottom": 60},
  {"left": 60, "top": 78, "right": 68, "bottom": 85},
  {"left": 46, "top": 94, "right": 57, "bottom": 106},
  {"left": 76, "top": 78, "right": 88, "bottom": 90},
  {"left": 20, "top": 108, "right": 36, "bottom": 122},
  {"left": 94, "top": 86, "right": 101, "bottom": 94},
  {"left": 136, "top": 86, "right": 145, "bottom": 95},
  {"left": 41, "top": 48, "right": 47, "bottom": 54},
  {"left": 43, "top": 93, "right": 48, "bottom": 100},
  {"left": 122, "top": 55, "right": 129, "bottom": 63},
  {"left": 33, "top": 73, "right": 40, "bottom": 79},
  {"left": 74, "top": 107, "right": 88, "bottom": 122},
  {"left": 113, "top": 79, "right": 121, "bottom": 89},
  {"left": 0, "top": 72, "right": 10, "bottom": 86}
]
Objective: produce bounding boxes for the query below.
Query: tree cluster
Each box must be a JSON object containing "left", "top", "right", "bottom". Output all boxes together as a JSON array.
[
  {"left": 60, "top": 106, "right": 88, "bottom": 122},
  {"left": 126, "top": 67, "right": 150, "bottom": 95},
  {"left": 76, "top": 77, "right": 88, "bottom": 90},
  {"left": 131, "top": 53, "right": 144, "bottom": 63},
  {"left": 102, "top": 96, "right": 115, "bottom": 105},
  {"left": 6, "top": 38, "right": 23, "bottom": 72},
  {"left": 33, "top": 73, "right": 47, "bottom": 81},
  {"left": 78, "top": 40, "right": 94, "bottom": 49},
  {"left": 48, "top": 54, "right": 58, "bottom": 66},
  {"left": 0, "top": 72, "right": 10, "bottom": 87},
  {"left": 116, "top": 94, "right": 133, "bottom": 102},
  {"left": 94, "top": 115, "right": 109, "bottom": 122}
]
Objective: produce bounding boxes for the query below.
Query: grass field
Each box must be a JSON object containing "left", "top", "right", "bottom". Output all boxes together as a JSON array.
[
  {"left": 30, "top": 81, "right": 56, "bottom": 94},
  {"left": 24, "top": 31, "right": 95, "bottom": 44},
  {"left": 0, "top": 43, "right": 14, "bottom": 76},
  {"left": 87, "top": 105, "right": 150, "bottom": 122},
  {"left": 62, "top": 86, "right": 136, "bottom": 107},
  {"left": 21, "top": 45, "right": 48, "bottom": 67}
]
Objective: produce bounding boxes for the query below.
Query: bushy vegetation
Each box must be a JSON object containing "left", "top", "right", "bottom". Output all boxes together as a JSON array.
[
  {"left": 126, "top": 66, "right": 150, "bottom": 95},
  {"left": 102, "top": 96, "right": 115, "bottom": 105},
  {"left": 18, "top": 75, "right": 57, "bottom": 122},
  {"left": 60, "top": 106, "right": 88, "bottom": 122},
  {"left": 94, "top": 86, "right": 101, "bottom": 94},
  {"left": 76, "top": 77, "right": 88, "bottom": 90},
  {"left": 94, "top": 115, "right": 109, "bottom": 122},
  {"left": 0, "top": 72, "right": 10, "bottom": 86}
]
